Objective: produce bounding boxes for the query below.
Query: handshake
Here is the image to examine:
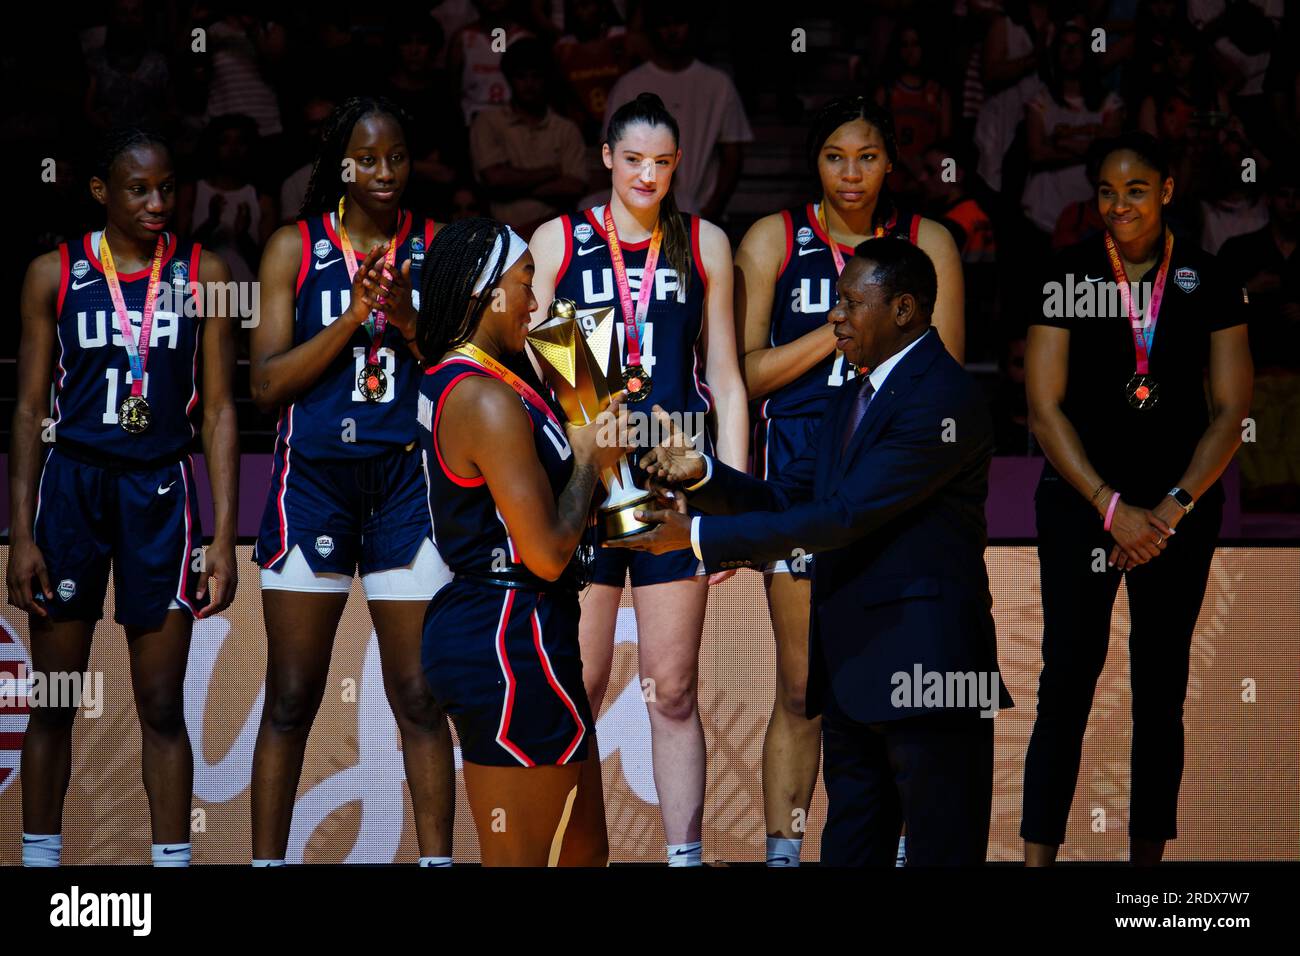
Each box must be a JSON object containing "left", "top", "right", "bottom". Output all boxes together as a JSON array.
[{"left": 571, "top": 402, "right": 705, "bottom": 557}]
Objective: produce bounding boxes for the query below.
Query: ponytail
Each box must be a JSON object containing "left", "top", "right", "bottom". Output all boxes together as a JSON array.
[{"left": 605, "top": 92, "right": 692, "bottom": 297}]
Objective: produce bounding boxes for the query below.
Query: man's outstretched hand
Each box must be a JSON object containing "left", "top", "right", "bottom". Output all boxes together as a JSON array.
[{"left": 638, "top": 404, "right": 706, "bottom": 486}]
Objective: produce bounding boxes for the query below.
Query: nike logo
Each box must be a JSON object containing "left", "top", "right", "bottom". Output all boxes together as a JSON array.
[
  {"left": 162, "top": 846, "right": 187, "bottom": 855},
  {"left": 157, "top": 481, "right": 176, "bottom": 495},
  {"left": 576, "top": 245, "right": 600, "bottom": 256},
  {"left": 798, "top": 246, "right": 826, "bottom": 256},
  {"left": 22, "top": 835, "right": 50, "bottom": 844},
  {"left": 70, "top": 278, "right": 102, "bottom": 290},
  {"left": 1083, "top": 274, "right": 1104, "bottom": 283},
  {"left": 768, "top": 855, "right": 791, "bottom": 865},
  {"left": 315, "top": 257, "right": 341, "bottom": 270}
]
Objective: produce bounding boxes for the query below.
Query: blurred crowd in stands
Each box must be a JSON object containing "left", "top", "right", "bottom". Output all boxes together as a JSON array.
[{"left": 2, "top": 0, "right": 1297, "bottom": 512}]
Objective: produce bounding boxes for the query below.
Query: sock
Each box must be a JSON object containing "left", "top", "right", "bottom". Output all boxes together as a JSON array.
[
  {"left": 766, "top": 836, "right": 801, "bottom": 867},
  {"left": 22, "top": 833, "right": 61, "bottom": 867},
  {"left": 252, "top": 858, "right": 285, "bottom": 867},
  {"left": 418, "top": 856, "right": 452, "bottom": 867},
  {"left": 667, "top": 840, "right": 702, "bottom": 867},
  {"left": 896, "top": 835, "right": 907, "bottom": 867},
  {"left": 153, "top": 842, "right": 191, "bottom": 867}
]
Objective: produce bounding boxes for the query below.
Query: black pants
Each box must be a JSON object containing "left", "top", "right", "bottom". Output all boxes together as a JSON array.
[
  {"left": 822, "top": 703, "right": 994, "bottom": 866},
  {"left": 1020, "top": 478, "right": 1221, "bottom": 846}
]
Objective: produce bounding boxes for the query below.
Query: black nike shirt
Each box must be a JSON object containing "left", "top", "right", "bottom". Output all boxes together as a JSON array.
[{"left": 1032, "top": 231, "right": 1247, "bottom": 505}]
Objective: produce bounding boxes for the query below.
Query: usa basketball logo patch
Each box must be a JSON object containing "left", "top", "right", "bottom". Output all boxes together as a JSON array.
[
  {"left": 315, "top": 535, "right": 335, "bottom": 558},
  {"left": 573, "top": 222, "right": 593, "bottom": 245},
  {"left": 796, "top": 226, "right": 813, "bottom": 246},
  {"left": 71, "top": 259, "right": 90, "bottom": 280},
  {"left": 1174, "top": 267, "right": 1199, "bottom": 293},
  {"left": 57, "top": 579, "right": 76, "bottom": 601},
  {"left": 313, "top": 239, "right": 332, "bottom": 260}
]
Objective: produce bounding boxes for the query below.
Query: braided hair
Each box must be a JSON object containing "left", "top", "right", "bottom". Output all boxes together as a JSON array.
[
  {"left": 604, "top": 92, "right": 692, "bottom": 297},
  {"left": 299, "top": 95, "right": 413, "bottom": 218},
  {"left": 416, "top": 217, "right": 512, "bottom": 361},
  {"left": 91, "top": 126, "right": 173, "bottom": 184},
  {"left": 805, "top": 96, "right": 900, "bottom": 229}
]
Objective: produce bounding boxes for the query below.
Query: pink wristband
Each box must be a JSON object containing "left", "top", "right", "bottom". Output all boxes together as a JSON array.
[{"left": 1102, "top": 492, "right": 1121, "bottom": 531}]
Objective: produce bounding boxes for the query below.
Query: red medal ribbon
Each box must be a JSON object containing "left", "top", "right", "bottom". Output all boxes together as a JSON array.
[
  {"left": 100, "top": 233, "right": 166, "bottom": 398},
  {"left": 603, "top": 204, "right": 661, "bottom": 367},
  {"left": 337, "top": 196, "right": 403, "bottom": 365},
  {"left": 1104, "top": 228, "right": 1174, "bottom": 377}
]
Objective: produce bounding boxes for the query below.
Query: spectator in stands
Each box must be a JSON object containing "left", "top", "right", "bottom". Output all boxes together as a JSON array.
[
  {"left": 1218, "top": 165, "right": 1300, "bottom": 511},
  {"left": 602, "top": 1, "right": 753, "bottom": 219},
  {"left": 83, "top": 0, "right": 171, "bottom": 132},
  {"left": 469, "top": 37, "right": 588, "bottom": 236},
  {"left": 178, "top": 114, "right": 276, "bottom": 285},
  {"left": 450, "top": 0, "right": 534, "bottom": 123},
  {"left": 204, "top": 5, "right": 285, "bottom": 140},
  {"left": 279, "top": 96, "right": 336, "bottom": 224},
  {"left": 1197, "top": 122, "right": 1268, "bottom": 254},
  {"left": 974, "top": 0, "right": 1053, "bottom": 193},
  {"left": 384, "top": 16, "right": 467, "bottom": 212},
  {"left": 1021, "top": 20, "right": 1124, "bottom": 237},
  {"left": 1137, "top": 24, "right": 1231, "bottom": 146},
  {"left": 874, "top": 20, "right": 952, "bottom": 198},
  {"left": 553, "top": 0, "right": 630, "bottom": 143},
  {"left": 1218, "top": 165, "right": 1300, "bottom": 369},
  {"left": 443, "top": 182, "right": 488, "bottom": 221},
  {"left": 917, "top": 140, "right": 996, "bottom": 264},
  {"left": 1051, "top": 150, "right": 1106, "bottom": 250}
]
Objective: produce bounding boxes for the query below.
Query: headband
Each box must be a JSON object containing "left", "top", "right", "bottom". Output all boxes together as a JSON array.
[{"left": 471, "top": 225, "right": 529, "bottom": 296}]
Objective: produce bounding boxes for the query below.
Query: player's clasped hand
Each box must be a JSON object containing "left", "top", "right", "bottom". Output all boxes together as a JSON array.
[
  {"left": 1107, "top": 500, "right": 1176, "bottom": 571},
  {"left": 346, "top": 242, "right": 392, "bottom": 325},
  {"left": 638, "top": 403, "right": 705, "bottom": 485}
]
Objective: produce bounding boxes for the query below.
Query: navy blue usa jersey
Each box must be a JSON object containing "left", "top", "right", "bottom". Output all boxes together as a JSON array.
[
  {"left": 53, "top": 232, "right": 203, "bottom": 462},
  {"left": 553, "top": 205, "right": 714, "bottom": 434},
  {"left": 760, "top": 202, "right": 921, "bottom": 420},
  {"left": 277, "top": 210, "right": 437, "bottom": 460},
  {"left": 419, "top": 357, "right": 576, "bottom": 577}
]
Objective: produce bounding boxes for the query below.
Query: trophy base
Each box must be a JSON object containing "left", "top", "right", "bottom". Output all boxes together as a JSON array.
[{"left": 598, "top": 489, "right": 658, "bottom": 542}]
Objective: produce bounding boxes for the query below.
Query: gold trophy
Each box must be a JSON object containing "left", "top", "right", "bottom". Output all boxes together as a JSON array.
[{"left": 527, "top": 298, "right": 656, "bottom": 541}]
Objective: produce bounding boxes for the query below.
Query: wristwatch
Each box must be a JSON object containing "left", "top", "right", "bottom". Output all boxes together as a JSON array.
[{"left": 1168, "top": 487, "right": 1195, "bottom": 514}]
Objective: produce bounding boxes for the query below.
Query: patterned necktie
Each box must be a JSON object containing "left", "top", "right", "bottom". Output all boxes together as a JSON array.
[{"left": 840, "top": 376, "right": 876, "bottom": 458}]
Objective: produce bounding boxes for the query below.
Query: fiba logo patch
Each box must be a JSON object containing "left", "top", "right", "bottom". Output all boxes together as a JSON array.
[
  {"left": 72, "top": 259, "right": 90, "bottom": 280},
  {"left": 313, "top": 239, "right": 333, "bottom": 260},
  {"left": 57, "top": 579, "right": 76, "bottom": 601},
  {"left": 1174, "top": 267, "right": 1199, "bottom": 293},
  {"left": 171, "top": 260, "right": 188, "bottom": 286},
  {"left": 795, "top": 226, "right": 813, "bottom": 247},
  {"left": 410, "top": 236, "right": 424, "bottom": 262},
  {"left": 315, "top": 535, "right": 335, "bottom": 558},
  {"left": 573, "top": 222, "right": 594, "bottom": 245}
]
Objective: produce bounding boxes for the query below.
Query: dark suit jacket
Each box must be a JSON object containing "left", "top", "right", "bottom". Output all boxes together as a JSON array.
[{"left": 693, "top": 329, "right": 1013, "bottom": 723}]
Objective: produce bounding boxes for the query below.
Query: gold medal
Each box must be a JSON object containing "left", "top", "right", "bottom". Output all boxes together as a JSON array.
[{"left": 118, "top": 395, "right": 153, "bottom": 433}]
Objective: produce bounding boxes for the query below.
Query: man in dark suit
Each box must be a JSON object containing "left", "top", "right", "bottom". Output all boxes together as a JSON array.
[{"left": 609, "top": 238, "right": 1012, "bottom": 865}]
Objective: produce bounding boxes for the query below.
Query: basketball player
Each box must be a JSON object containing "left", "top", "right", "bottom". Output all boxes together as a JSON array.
[
  {"left": 8, "top": 128, "right": 239, "bottom": 866},
  {"left": 417, "top": 217, "right": 629, "bottom": 865},
  {"left": 529, "top": 93, "right": 749, "bottom": 866},
  {"left": 248, "top": 97, "right": 454, "bottom": 866},
  {"left": 734, "top": 96, "right": 964, "bottom": 866}
]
